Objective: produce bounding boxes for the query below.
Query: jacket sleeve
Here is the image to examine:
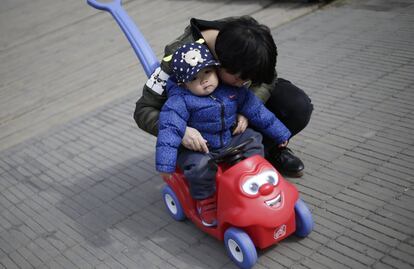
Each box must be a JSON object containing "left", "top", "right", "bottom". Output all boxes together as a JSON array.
[
  {"left": 155, "top": 95, "right": 189, "bottom": 173},
  {"left": 134, "top": 85, "right": 166, "bottom": 137},
  {"left": 237, "top": 88, "right": 291, "bottom": 145},
  {"left": 134, "top": 53, "right": 175, "bottom": 136}
]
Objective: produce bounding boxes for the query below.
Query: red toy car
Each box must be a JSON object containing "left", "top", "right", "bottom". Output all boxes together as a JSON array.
[{"left": 162, "top": 140, "right": 313, "bottom": 269}]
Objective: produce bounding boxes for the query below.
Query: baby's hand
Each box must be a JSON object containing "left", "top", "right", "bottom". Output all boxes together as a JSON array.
[
  {"left": 232, "top": 114, "right": 248, "bottom": 135},
  {"left": 278, "top": 141, "right": 289, "bottom": 148}
]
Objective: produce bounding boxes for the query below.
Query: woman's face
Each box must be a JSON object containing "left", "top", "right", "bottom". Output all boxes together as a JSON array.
[{"left": 218, "top": 68, "right": 251, "bottom": 87}]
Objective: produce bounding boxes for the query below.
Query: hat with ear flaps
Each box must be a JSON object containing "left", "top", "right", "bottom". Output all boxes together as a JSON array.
[{"left": 171, "top": 42, "right": 220, "bottom": 83}]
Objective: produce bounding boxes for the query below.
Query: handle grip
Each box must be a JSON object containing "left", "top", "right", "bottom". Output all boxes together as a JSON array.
[{"left": 87, "top": 0, "right": 160, "bottom": 78}]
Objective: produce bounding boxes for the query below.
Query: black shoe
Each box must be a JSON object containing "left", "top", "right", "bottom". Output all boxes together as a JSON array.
[{"left": 266, "top": 147, "right": 304, "bottom": 177}]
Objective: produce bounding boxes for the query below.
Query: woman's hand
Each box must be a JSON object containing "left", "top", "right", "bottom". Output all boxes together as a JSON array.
[
  {"left": 232, "top": 114, "right": 248, "bottom": 135},
  {"left": 182, "top": 127, "right": 209, "bottom": 153}
]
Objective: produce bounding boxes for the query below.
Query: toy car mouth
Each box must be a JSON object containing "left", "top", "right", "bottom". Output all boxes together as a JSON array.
[{"left": 265, "top": 194, "right": 282, "bottom": 207}]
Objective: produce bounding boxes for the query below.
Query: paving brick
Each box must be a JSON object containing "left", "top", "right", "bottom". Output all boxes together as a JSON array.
[
  {"left": 307, "top": 169, "right": 354, "bottom": 188},
  {"left": 335, "top": 191, "right": 381, "bottom": 212},
  {"left": 94, "top": 263, "right": 112, "bottom": 269},
  {"left": 369, "top": 170, "right": 411, "bottom": 189},
  {"left": 9, "top": 250, "right": 33, "bottom": 269},
  {"left": 314, "top": 208, "right": 355, "bottom": 230},
  {"left": 363, "top": 174, "right": 408, "bottom": 193},
  {"left": 45, "top": 260, "right": 65, "bottom": 269},
  {"left": 314, "top": 216, "right": 346, "bottom": 239},
  {"left": 337, "top": 235, "right": 384, "bottom": 260},
  {"left": 60, "top": 197, "right": 89, "bottom": 216},
  {"left": 300, "top": 257, "right": 331, "bottom": 269},
  {"left": 299, "top": 174, "right": 343, "bottom": 196},
  {"left": 368, "top": 213, "right": 413, "bottom": 237},
  {"left": 85, "top": 183, "right": 117, "bottom": 203},
  {"left": 381, "top": 162, "right": 414, "bottom": 182},
  {"left": 125, "top": 246, "right": 177, "bottom": 269},
  {"left": 327, "top": 197, "right": 370, "bottom": 218},
  {"left": 62, "top": 248, "right": 93, "bottom": 269},
  {"left": 351, "top": 222, "right": 401, "bottom": 248},
  {"left": 106, "top": 196, "right": 137, "bottom": 216},
  {"left": 77, "top": 211, "right": 109, "bottom": 234},
  {"left": 328, "top": 240, "right": 376, "bottom": 266},
  {"left": 2, "top": 228, "right": 30, "bottom": 250},
  {"left": 25, "top": 241, "right": 52, "bottom": 264},
  {"left": 387, "top": 195, "right": 414, "bottom": 214},
  {"left": 308, "top": 252, "right": 350, "bottom": 269},
  {"left": 0, "top": 235, "right": 14, "bottom": 255},
  {"left": 52, "top": 255, "right": 77, "bottom": 269},
  {"left": 320, "top": 246, "right": 371, "bottom": 269},
  {"left": 70, "top": 244, "right": 101, "bottom": 267},
  {"left": 259, "top": 254, "right": 288, "bottom": 269},
  {"left": 380, "top": 255, "right": 413, "bottom": 269},
  {"left": 139, "top": 239, "right": 175, "bottom": 262},
  {"left": 17, "top": 247, "right": 44, "bottom": 268},
  {"left": 0, "top": 255, "right": 19, "bottom": 269},
  {"left": 389, "top": 247, "right": 414, "bottom": 267},
  {"left": 100, "top": 255, "right": 128, "bottom": 269}
]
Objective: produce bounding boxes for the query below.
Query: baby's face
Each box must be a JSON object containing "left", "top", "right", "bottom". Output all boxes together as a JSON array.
[{"left": 184, "top": 67, "right": 219, "bottom": 96}]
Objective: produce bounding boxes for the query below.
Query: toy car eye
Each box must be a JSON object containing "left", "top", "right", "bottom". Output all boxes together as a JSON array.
[
  {"left": 249, "top": 183, "right": 259, "bottom": 193},
  {"left": 267, "top": 175, "right": 276, "bottom": 185},
  {"left": 242, "top": 177, "right": 261, "bottom": 195},
  {"left": 262, "top": 171, "right": 279, "bottom": 186}
]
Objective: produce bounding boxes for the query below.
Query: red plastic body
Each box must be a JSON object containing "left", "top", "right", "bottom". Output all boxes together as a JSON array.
[{"left": 163, "top": 155, "right": 299, "bottom": 249}]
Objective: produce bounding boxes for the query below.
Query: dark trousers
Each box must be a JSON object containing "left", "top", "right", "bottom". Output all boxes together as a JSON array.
[
  {"left": 177, "top": 128, "right": 264, "bottom": 200},
  {"left": 262, "top": 78, "right": 313, "bottom": 150}
]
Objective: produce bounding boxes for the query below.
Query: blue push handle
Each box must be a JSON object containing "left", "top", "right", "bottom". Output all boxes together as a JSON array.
[{"left": 87, "top": 0, "right": 160, "bottom": 78}]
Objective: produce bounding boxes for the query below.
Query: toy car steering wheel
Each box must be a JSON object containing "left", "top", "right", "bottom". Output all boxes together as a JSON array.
[{"left": 211, "top": 137, "right": 254, "bottom": 165}]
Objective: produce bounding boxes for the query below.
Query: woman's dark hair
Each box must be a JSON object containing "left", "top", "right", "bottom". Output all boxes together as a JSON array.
[{"left": 215, "top": 16, "right": 277, "bottom": 84}]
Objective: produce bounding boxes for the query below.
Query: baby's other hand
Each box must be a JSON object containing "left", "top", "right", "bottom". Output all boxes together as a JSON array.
[
  {"left": 232, "top": 114, "right": 248, "bottom": 135},
  {"left": 182, "top": 126, "right": 209, "bottom": 153}
]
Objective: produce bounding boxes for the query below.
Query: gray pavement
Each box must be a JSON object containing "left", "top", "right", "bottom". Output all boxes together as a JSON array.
[{"left": 1, "top": 0, "right": 414, "bottom": 268}]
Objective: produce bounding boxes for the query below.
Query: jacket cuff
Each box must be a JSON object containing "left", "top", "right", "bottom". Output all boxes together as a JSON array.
[{"left": 156, "top": 165, "right": 176, "bottom": 173}]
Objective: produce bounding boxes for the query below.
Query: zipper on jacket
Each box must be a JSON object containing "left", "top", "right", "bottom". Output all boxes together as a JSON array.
[{"left": 210, "top": 95, "right": 225, "bottom": 148}]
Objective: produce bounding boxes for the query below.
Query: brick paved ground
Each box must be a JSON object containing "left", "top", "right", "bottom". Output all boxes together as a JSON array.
[{"left": 1, "top": 0, "right": 413, "bottom": 268}]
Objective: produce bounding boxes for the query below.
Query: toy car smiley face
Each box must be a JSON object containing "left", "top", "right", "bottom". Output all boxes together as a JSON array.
[
  {"left": 217, "top": 156, "right": 300, "bottom": 231},
  {"left": 241, "top": 169, "right": 282, "bottom": 207}
]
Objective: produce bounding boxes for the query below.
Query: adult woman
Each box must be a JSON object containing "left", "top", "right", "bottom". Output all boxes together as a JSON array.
[{"left": 134, "top": 16, "right": 313, "bottom": 177}]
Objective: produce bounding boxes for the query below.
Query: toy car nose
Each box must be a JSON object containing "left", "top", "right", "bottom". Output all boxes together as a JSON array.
[{"left": 259, "top": 183, "right": 273, "bottom": 196}]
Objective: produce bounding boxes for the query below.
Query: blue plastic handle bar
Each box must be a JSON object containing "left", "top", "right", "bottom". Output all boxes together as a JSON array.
[{"left": 87, "top": 0, "right": 160, "bottom": 78}]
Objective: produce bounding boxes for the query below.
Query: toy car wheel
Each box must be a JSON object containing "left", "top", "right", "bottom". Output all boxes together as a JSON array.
[
  {"left": 162, "top": 185, "right": 186, "bottom": 221},
  {"left": 294, "top": 198, "right": 313, "bottom": 237},
  {"left": 224, "top": 228, "right": 257, "bottom": 269}
]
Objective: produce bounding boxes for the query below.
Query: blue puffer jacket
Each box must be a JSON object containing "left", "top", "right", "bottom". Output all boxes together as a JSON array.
[{"left": 156, "top": 79, "right": 291, "bottom": 173}]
